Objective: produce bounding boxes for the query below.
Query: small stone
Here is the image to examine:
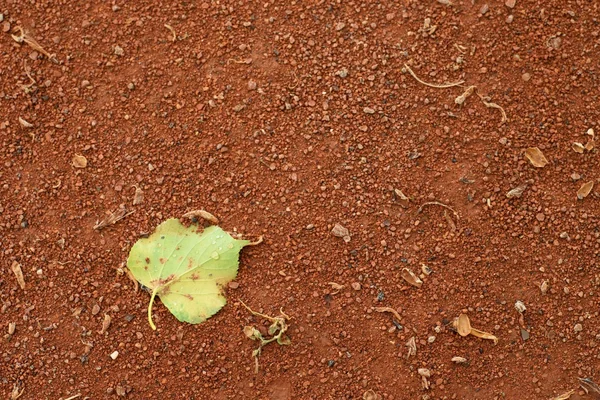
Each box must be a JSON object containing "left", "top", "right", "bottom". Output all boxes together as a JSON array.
[
  {"left": 127, "top": 82, "right": 135, "bottom": 90},
  {"left": 335, "top": 22, "right": 345, "bottom": 31},
  {"left": 247, "top": 80, "right": 257, "bottom": 90},
  {"left": 228, "top": 281, "right": 239, "bottom": 289},
  {"left": 479, "top": 4, "right": 489, "bottom": 14},
  {"left": 0, "top": 14, "right": 4, "bottom": 22},
  {"left": 385, "top": 13, "right": 395, "bottom": 21},
  {"left": 2, "top": 21, "right": 10, "bottom": 33},
  {"left": 574, "top": 323, "right": 583, "bottom": 332},
  {"left": 536, "top": 213, "right": 545, "bottom": 222},
  {"left": 427, "top": 335, "right": 436, "bottom": 343},
  {"left": 114, "top": 45, "right": 124, "bottom": 56},
  {"left": 110, "top": 351, "right": 119, "bottom": 360},
  {"left": 351, "top": 282, "right": 361, "bottom": 291},
  {"left": 116, "top": 386, "right": 126, "bottom": 396},
  {"left": 514, "top": 300, "right": 526, "bottom": 313},
  {"left": 520, "top": 328, "right": 530, "bottom": 341},
  {"left": 81, "top": 80, "right": 91, "bottom": 88},
  {"left": 363, "top": 107, "right": 375, "bottom": 114},
  {"left": 505, "top": 0, "right": 516, "bottom": 8},
  {"left": 233, "top": 104, "right": 246, "bottom": 112},
  {"left": 91, "top": 304, "right": 101, "bottom": 315},
  {"left": 571, "top": 173, "right": 581, "bottom": 181},
  {"left": 522, "top": 73, "right": 531, "bottom": 82},
  {"left": 331, "top": 223, "right": 349, "bottom": 238},
  {"left": 506, "top": 15, "right": 514, "bottom": 23}
]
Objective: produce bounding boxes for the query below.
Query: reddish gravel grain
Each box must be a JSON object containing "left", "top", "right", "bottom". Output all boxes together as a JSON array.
[{"left": 2, "top": 1, "right": 600, "bottom": 399}]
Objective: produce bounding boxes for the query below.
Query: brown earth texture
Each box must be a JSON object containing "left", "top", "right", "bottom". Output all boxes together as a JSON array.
[{"left": 2, "top": 0, "right": 600, "bottom": 399}]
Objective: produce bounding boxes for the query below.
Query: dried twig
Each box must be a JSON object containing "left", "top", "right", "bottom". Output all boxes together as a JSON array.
[
  {"left": 93, "top": 207, "right": 134, "bottom": 230},
  {"left": 10, "top": 383, "right": 24, "bottom": 400},
  {"left": 479, "top": 96, "right": 508, "bottom": 123},
  {"left": 373, "top": 306, "right": 402, "bottom": 322},
  {"left": 61, "top": 395, "right": 82, "bottom": 400},
  {"left": 418, "top": 201, "right": 459, "bottom": 218},
  {"left": 403, "top": 63, "right": 464, "bottom": 89},
  {"left": 11, "top": 26, "right": 58, "bottom": 63},
  {"left": 20, "top": 60, "right": 37, "bottom": 93},
  {"left": 164, "top": 24, "right": 177, "bottom": 42}
]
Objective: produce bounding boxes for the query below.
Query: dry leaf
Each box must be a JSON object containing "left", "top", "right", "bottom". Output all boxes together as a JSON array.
[
  {"left": 93, "top": 207, "right": 133, "bottom": 230},
  {"left": 98, "top": 314, "right": 111, "bottom": 334},
  {"left": 132, "top": 186, "right": 144, "bottom": 205},
  {"left": 550, "top": 389, "right": 574, "bottom": 400},
  {"left": 72, "top": 154, "right": 87, "bottom": 168},
  {"left": 572, "top": 142, "right": 585, "bottom": 154},
  {"left": 11, "top": 261, "right": 25, "bottom": 290},
  {"left": 331, "top": 223, "right": 349, "bottom": 238},
  {"left": 328, "top": 282, "right": 344, "bottom": 294},
  {"left": 455, "top": 314, "right": 471, "bottom": 336},
  {"left": 506, "top": 184, "right": 527, "bottom": 199},
  {"left": 525, "top": 147, "right": 548, "bottom": 168},
  {"left": 406, "top": 336, "right": 417, "bottom": 358},
  {"left": 400, "top": 267, "right": 423, "bottom": 288},
  {"left": 18, "top": 117, "right": 33, "bottom": 128},
  {"left": 579, "top": 377, "right": 600, "bottom": 395},
  {"left": 418, "top": 368, "right": 431, "bottom": 389},
  {"left": 577, "top": 181, "right": 594, "bottom": 200},
  {"left": 585, "top": 140, "right": 595, "bottom": 151},
  {"left": 451, "top": 356, "right": 467, "bottom": 363},
  {"left": 444, "top": 210, "right": 456, "bottom": 231}
]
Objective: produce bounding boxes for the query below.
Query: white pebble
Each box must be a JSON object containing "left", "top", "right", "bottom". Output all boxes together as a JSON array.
[{"left": 110, "top": 351, "right": 119, "bottom": 360}]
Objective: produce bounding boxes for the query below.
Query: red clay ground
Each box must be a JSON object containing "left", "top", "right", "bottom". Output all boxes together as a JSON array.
[{"left": 2, "top": 0, "right": 600, "bottom": 399}]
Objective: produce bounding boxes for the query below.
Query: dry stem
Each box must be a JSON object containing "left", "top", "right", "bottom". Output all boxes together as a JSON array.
[
  {"left": 403, "top": 63, "right": 464, "bottom": 88},
  {"left": 12, "top": 26, "right": 58, "bottom": 63}
]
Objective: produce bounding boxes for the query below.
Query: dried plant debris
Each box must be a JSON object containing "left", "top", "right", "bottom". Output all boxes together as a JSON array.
[
  {"left": 514, "top": 300, "right": 527, "bottom": 314},
  {"left": 579, "top": 377, "right": 600, "bottom": 395},
  {"left": 11, "top": 26, "right": 58, "bottom": 63},
  {"left": 362, "top": 390, "right": 382, "bottom": 400},
  {"left": 331, "top": 223, "right": 351, "bottom": 242},
  {"left": 480, "top": 98, "right": 508, "bottom": 123},
  {"left": 10, "top": 383, "right": 24, "bottom": 400},
  {"left": 406, "top": 336, "right": 417, "bottom": 358},
  {"left": 181, "top": 209, "right": 219, "bottom": 224},
  {"left": 72, "top": 154, "right": 87, "bottom": 168},
  {"left": 455, "top": 85, "right": 476, "bottom": 105},
  {"left": 18, "top": 117, "right": 33, "bottom": 128},
  {"left": 506, "top": 184, "right": 527, "bottom": 199},
  {"left": 401, "top": 267, "right": 423, "bottom": 288},
  {"left": 373, "top": 306, "right": 402, "bottom": 323},
  {"left": 393, "top": 188, "right": 410, "bottom": 207},
  {"left": 132, "top": 186, "right": 144, "bottom": 205},
  {"left": 540, "top": 280, "right": 549, "bottom": 294},
  {"left": 327, "top": 282, "right": 344, "bottom": 294},
  {"left": 11, "top": 261, "right": 25, "bottom": 290},
  {"left": 403, "top": 63, "right": 465, "bottom": 88},
  {"left": 241, "top": 300, "right": 291, "bottom": 373},
  {"left": 572, "top": 142, "right": 585, "bottom": 154},
  {"left": 453, "top": 313, "right": 498, "bottom": 344},
  {"left": 421, "top": 264, "right": 432, "bottom": 275},
  {"left": 550, "top": 389, "right": 575, "bottom": 400},
  {"left": 525, "top": 147, "right": 549, "bottom": 168},
  {"left": 577, "top": 181, "right": 594, "bottom": 200},
  {"left": 98, "top": 314, "right": 111, "bottom": 334},
  {"left": 164, "top": 24, "right": 177, "bottom": 42},
  {"left": 93, "top": 207, "right": 133, "bottom": 230},
  {"left": 418, "top": 368, "right": 431, "bottom": 390}
]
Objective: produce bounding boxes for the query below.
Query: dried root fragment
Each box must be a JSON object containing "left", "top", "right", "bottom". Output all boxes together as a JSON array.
[
  {"left": 93, "top": 207, "right": 133, "bottom": 230},
  {"left": 164, "top": 24, "right": 177, "bottom": 42},
  {"left": 403, "top": 63, "right": 464, "bottom": 89},
  {"left": 452, "top": 313, "right": 498, "bottom": 344},
  {"left": 11, "top": 261, "right": 25, "bottom": 290},
  {"left": 401, "top": 267, "right": 423, "bottom": 288},
  {"left": 455, "top": 85, "right": 476, "bottom": 105},
  {"left": 11, "top": 26, "right": 58, "bottom": 63}
]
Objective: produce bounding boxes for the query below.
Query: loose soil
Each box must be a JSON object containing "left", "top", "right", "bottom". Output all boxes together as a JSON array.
[{"left": 1, "top": 1, "right": 600, "bottom": 399}]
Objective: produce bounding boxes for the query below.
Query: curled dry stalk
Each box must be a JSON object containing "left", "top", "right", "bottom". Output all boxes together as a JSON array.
[
  {"left": 403, "top": 63, "right": 464, "bottom": 88},
  {"left": 164, "top": 24, "right": 177, "bottom": 42},
  {"left": 11, "top": 26, "right": 58, "bottom": 63},
  {"left": 240, "top": 300, "right": 291, "bottom": 373}
]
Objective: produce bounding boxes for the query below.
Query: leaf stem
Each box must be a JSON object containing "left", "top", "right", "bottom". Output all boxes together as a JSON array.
[{"left": 148, "top": 288, "right": 159, "bottom": 330}]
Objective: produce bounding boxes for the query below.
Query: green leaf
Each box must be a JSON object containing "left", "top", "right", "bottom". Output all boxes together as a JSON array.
[{"left": 127, "top": 218, "right": 250, "bottom": 330}]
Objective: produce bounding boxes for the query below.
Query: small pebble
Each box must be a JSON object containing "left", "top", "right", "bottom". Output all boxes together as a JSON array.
[
  {"left": 574, "top": 323, "right": 583, "bottom": 332},
  {"left": 363, "top": 107, "right": 375, "bottom": 114},
  {"left": 110, "top": 351, "right": 119, "bottom": 360},
  {"left": 520, "top": 328, "right": 530, "bottom": 341},
  {"left": 247, "top": 80, "right": 257, "bottom": 90},
  {"left": 506, "top": 15, "right": 514, "bottom": 23},
  {"left": 536, "top": 213, "right": 545, "bottom": 222},
  {"left": 522, "top": 73, "right": 531, "bottom": 82},
  {"left": 479, "top": 4, "right": 489, "bottom": 15},
  {"left": 505, "top": 0, "right": 516, "bottom": 8},
  {"left": 228, "top": 281, "right": 239, "bottom": 289},
  {"left": 351, "top": 282, "right": 361, "bottom": 291},
  {"left": 2, "top": 21, "right": 10, "bottom": 32}
]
